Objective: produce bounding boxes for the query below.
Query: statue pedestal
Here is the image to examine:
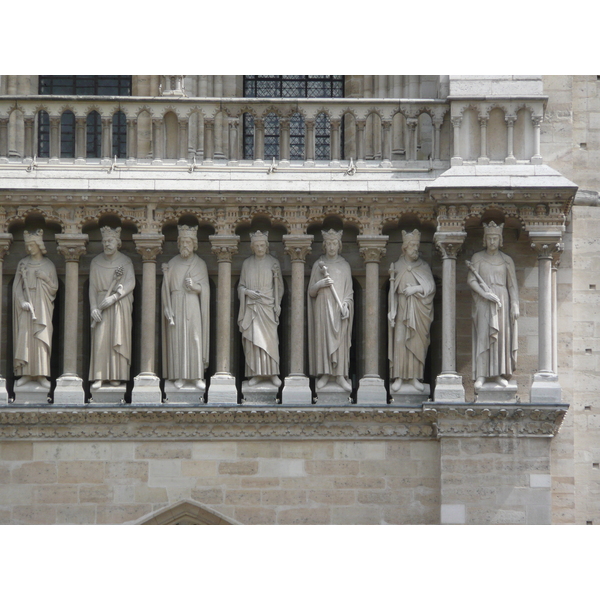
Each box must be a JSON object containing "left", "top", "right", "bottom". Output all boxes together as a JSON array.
[
  {"left": 315, "top": 382, "right": 351, "bottom": 406},
  {"left": 242, "top": 381, "right": 279, "bottom": 405},
  {"left": 433, "top": 373, "right": 465, "bottom": 402},
  {"left": 476, "top": 380, "right": 518, "bottom": 403},
  {"left": 390, "top": 383, "right": 431, "bottom": 405},
  {"left": 164, "top": 381, "right": 205, "bottom": 405},
  {"left": 0, "top": 378, "right": 8, "bottom": 404},
  {"left": 530, "top": 372, "right": 562, "bottom": 403},
  {"left": 131, "top": 373, "right": 162, "bottom": 405},
  {"left": 282, "top": 375, "right": 313, "bottom": 405},
  {"left": 53, "top": 375, "right": 86, "bottom": 405},
  {"left": 207, "top": 374, "right": 238, "bottom": 405},
  {"left": 13, "top": 380, "right": 51, "bottom": 405},
  {"left": 356, "top": 376, "right": 388, "bottom": 405},
  {"left": 90, "top": 385, "right": 126, "bottom": 406}
]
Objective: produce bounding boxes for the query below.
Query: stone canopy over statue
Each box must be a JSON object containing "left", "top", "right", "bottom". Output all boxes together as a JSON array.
[
  {"left": 89, "top": 226, "right": 135, "bottom": 390},
  {"left": 467, "top": 221, "right": 519, "bottom": 393},
  {"left": 387, "top": 229, "right": 435, "bottom": 394},
  {"left": 237, "top": 230, "right": 283, "bottom": 388},
  {"left": 12, "top": 229, "right": 58, "bottom": 391},
  {"left": 308, "top": 229, "right": 354, "bottom": 393},
  {"left": 162, "top": 225, "right": 210, "bottom": 391}
]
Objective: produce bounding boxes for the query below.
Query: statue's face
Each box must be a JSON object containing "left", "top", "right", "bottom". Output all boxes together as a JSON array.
[
  {"left": 25, "top": 240, "right": 41, "bottom": 257},
  {"left": 179, "top": 237, "right": 194, "bottom": 258},
  {"left": 324, "top": 238, "right": 340, "bottom": 258},
  {"left": 102, "top": 236, "right": 118, "bottom": 256},
  {"left": 404, "top": 240, "right": 420, "bottom": 261},
  {"left": 252, "top": 240, "right": 267, "bottom": 257},
  {"left": 485, "top": 233, "right": 500, "bottom": 251}
]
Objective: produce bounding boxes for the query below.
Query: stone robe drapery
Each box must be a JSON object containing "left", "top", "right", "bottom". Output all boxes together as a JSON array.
[
  {"left": 238, "top": 254, "right": 283, "bottom": 377},
  {"left": 308, "top": 255, "right": 354, "bottom": 378},
  {"left": 468, "top": 250, "right": 519, "bottom": 380},
  {"left": 161, "top": 254, "right": 210, "bottom": 380},
  {"left": 388, "top": 256, "right": 435, "bottom": 380},
  {"left": 89, "top": 251, "right": 135, "bottom": 382},
  {"left": 12, "top": 256, "right": 58, "bottom": 377}
]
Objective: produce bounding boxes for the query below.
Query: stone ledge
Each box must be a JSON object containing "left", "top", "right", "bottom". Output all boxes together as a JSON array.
[{"left": 0, "top": 404, "right": 568, "bottom": 441}]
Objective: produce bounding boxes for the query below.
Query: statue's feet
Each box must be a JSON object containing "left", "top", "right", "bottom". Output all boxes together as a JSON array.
[
  {"left": 410, "top": 378, "right": 425, "bottom": 392},
  {"left": 474, "top": 377, "right": 485, "bottom": 392},
  {"left": 195, "top": 379, "right": 205, "bottom": 391},
  {"left": 91, "top": 380, "right": 102, "bottom": 390},
  {"left": 174, "top": 379, "right": 184, "bottom": 389},
  {"left": 336, "top": 376, "right": 352, "bottom": 392},
  {"left": 248, "top": 377, "right": 261, "bottom": 387},
  {"left": 38, "top": 377, "right": 50, "bottom": 389},
  {"left": 316, "top": 375, "right": 329, "bottom": 390},
  {"left": 15, "top": 376, "right": 31, "bottom": 388},
  {"left": 109, "top": 380, "right": 121, "bottom": 387},
  {"left": 391, "top": 378, "right": 402, "bottom": 393},
  {"left": 270, "top": 375, "right": 281, "bottom": 387},
  {"left": 494, "top": 376, "right": 508, "bottom": 387}
]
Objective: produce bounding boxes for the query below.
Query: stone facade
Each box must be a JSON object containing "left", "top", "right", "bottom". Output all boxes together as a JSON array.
[{"left": 0, "top": 74, "right": 597, "bottom": 524}]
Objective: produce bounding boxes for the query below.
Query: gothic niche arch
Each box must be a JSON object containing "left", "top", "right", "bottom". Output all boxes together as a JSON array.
[{"left": 137, "top": 500, "right": 235, "bottom": 525}]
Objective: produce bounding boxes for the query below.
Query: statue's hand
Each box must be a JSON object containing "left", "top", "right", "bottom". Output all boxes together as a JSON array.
[
  {"left": 402, "top": 285, "right": 422, "bottom": 297},
  {"left": 483, "top": 291, "right": 501, "bottom": 305},
  {"left": 98, "top": 295, "right": 117, "bottom": 309},
  {"left": 21, "top": 301, "right": 33, "bottom": 312},
  {"left": 318, "top": 277, "right": 333, "bottom": 290},
  {"left": 511, "top": 303, "right": 520, "bottom": 320},
  {"left": 388, "top": 312, "right": 395, "bottom": 326},
  {"left": 91, "top": 309, "right": 102, "bottom": 323},
  {"left": 341, "top": 303, "right": 350, "bottom": 320},
  {"left": 34, "top": 269, "right": 50, "bottom": 283},
  {"left": 164, "top": 308, "right": 175, "bottom": 324},
  {"left": 246, "top": 289, "right": 261, "bottom": 300}
]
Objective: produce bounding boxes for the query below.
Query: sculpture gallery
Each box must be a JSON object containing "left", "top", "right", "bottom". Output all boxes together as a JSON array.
[
  {"left": 12, "top": 229, "right": 58, "bottom": 390},
  {"left": 161, "top": 225, "right": 210, "bottom": 391},
  {"left": 237, "top": 231, "right": 283, "bottom": 388},
  {"left": 89, "top": 226, "right": 136, "bottom": 390}
]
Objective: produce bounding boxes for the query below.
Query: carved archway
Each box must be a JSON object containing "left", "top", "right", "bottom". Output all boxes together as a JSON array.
[{"left": 136, "top": 500, "right": 236, "bottom": 525}]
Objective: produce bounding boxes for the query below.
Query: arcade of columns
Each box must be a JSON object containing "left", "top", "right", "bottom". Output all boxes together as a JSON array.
[{"left": 0, "top": 189, "right": 570, "bottom": 407}]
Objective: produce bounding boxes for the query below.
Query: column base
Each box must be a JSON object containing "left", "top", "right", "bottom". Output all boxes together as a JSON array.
[
  {"left": 53, "top": 374, "right": 86, "bottom": 405},
  {"left": 281, "top": 375, "right": 313, "bottom": 405},
  {"left": 433, "top": 373, "right": 465, "bottom": 402},
  {"left": 315, "top": 382, "right": 351, "bottom": 406},
  {"left": 242, "top": 380, "right": 279, "bottom": 405},
  {"left": 0, "top": 377, "right": 9, "bottom": 404},
  {"left": 13, "top": 380, "right": 51, "bottom": 406},
  {"left": 90, "top": 384, "right": 127, "bottom": 406},
  {"left": 207, "top": 374, "right": 238, "bottom": 405},
  {"left": 530, "top": 372, "right": 562, "bottom": 403},
  {"left": 390, "top": 383, "right": 431, "bottom": 405},
  {"left": 476, "top": 380, "right": 518, "bottom": 403},
  {"left": 131, "top": 373, "right": 163, "bottom": 405},
  {"left": 356, "top": 376, "right": 388, "bottom": 405},
  {"left": 163, "top": 380, "right": 205, "bottom": 405}
]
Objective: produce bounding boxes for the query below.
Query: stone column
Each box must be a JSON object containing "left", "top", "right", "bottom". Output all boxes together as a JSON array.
[
  {"left": 132, "top": 233, "right": 164, "bottom": 404},
  {"left": 228, "top": 119, "right": 239, "bottom": 162},
  {"left": 54, "top": 234, "right": 88, "bottom": 405},
  {"left": 282, "top": 235, "right": 313, "bottom": 404},
  {"left": 357, "top": 235, "right": 388, "bottom": 405},
  {"left": 356, "top": 121, "right": 366, "bottom": 163},
  {"left": 305, "top": 119, "right": 315, "bottom": 163},
  {"left": 382, "top": 121, "right": 392, "bottom": 166},
  {"left": 23, "top": 116, "right": 34, "bottom": 159},
  {"left": 203, "top": 119, "right": 214, "bottom": 163},
  {"left": 532, "top": 115, "right": 543, "bottom": 164},
  {"left": 280, "top": 118, "right": 290, "bottom": 163},
  {"left": 49, "top": 116, "right": 60, "bottom": 161},
  {"left": 432, "top": 117, "right": 443, "bottom": 161},
  {"left": 101, "top": 117, "right": 112, "bottom": 159},
  {"left": 451, "top": 116, "right": 462, "bottom": 166},
  {"left": 207, "top": 235, "right": 239, "bottom": 404},
  {"left": 152, "top": 118, "right": 163, "bottom": 161},
  {"left": 126, "top": 116, "right": 137, "bottom": 161},
  {"left": 331, "top": 118, "right": 341, "bottom": 163},
  {"left": 178, "top": 119, "right": 189, "bottom": 161},
  {"left": 254, "top": 118, "right": 264, "bottom": 162},
  {"left": 0, "top": 234, "right": 13, "bottom": 404},
  {"left": 478, "top": 116, "right": 489, "bottom": 164},
  {"left": 505, "top": 116, "right": 516, "bottom": 164},
  {"left": 552, "top": 256, "right": 560, "bottom": 374},
  {"left": 407, "top": 118, "right": 418, "bottom": 161},
  {"left": 0, "top": 117, "right": 8, "bottom": 161},
  {"left": 530, "top": 233, "right": 564, "bottom": 403},
  {"left": 433, "top": 231, "right": 467, "bottom": 402},
  {"left": 75, "top": 116, "right": 86, "bottom": 161}
]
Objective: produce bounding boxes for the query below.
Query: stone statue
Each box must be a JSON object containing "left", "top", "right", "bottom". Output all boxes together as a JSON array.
[
  {"left": 387, "top": 229, "right": 435, "bottom": 393},
  {"left": 161, "top": 225, "right": 210, "bottom": 390},
  {"left": 12, "top": 229, "right": 58, "bottom": 389},
  {"left": 308, "top": 229, "right": 354, "bottom": 393},
  {"left": 238, "top": 231, "right": 283, "bottom": 387},
  {"left": 89, "top": 226, "right": 135, "bottom": 390},
  {"left": 467, "top": 221, "right": 519, "bottom": 392}
]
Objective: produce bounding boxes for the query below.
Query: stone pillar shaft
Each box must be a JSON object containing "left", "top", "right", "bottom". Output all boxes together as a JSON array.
[
  {"left": 0, "top": 234, "right": 12, "bottom": 403},
  {"left": 331, "top": 120, "right": 341, "bottom": 161}
]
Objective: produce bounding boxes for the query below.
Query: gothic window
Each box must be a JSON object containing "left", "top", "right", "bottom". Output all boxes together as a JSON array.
[
  {"left": 37, "top": 76, "right": 131, "bottom": 158},
  {"left": 243, "top": 75, "right": 344, "bottom": 160}
]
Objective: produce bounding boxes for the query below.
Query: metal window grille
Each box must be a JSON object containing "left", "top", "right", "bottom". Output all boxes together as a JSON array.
[{"left": 243, "top": 76, "right": 343, "bottom": 160}]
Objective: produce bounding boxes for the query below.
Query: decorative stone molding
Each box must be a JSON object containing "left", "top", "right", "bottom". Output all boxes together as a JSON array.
[
  {"left": 283, "top": 235, "right": 313, "bottom": 262},
  {"left": 357, "top": 235, "right": 388, "bottom": 264},
  {"left": 55, "top": 234, "right": 88, "bottom": 262},
  {"left": 434, "top": 231, "right": 467, "bottom": 259},
  {"left": 209, "top": 235, "right": 239, "bottom": 262},
  {"left": 133, "top": 234, "right": 164, "bottom": 262},
  {"left": 0, "top": 404, "right": 567, "bottom": 441}
]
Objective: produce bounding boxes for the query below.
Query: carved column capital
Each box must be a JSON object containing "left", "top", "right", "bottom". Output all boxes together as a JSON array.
[
  {"left": 505, "top": 115, "right": 517, "bottom": 126},
  {"left": 451, "top": 116, "right": 462, "bottom": 128},
  {"left": 209, "top": 235, "right": 239, "bottom": 262},
  {"left": 283, "top": 234, "right": 313, "bottom": 262},
  {"left": 56, "top": 234, "right": 88, "bottom": 262},
  {"left": 528, "top": 230, "right": 564, "bottom": 259},
  {"left": 532, "top": 115, "right": 543, "bottom": 127},
  {"left": 0, "top": 233, "right": 13, "bottom": 261},
  {"left": 357, "top": 235, "right": 388, "bottom": 263},
  {"left": 133, "top": 233, "right": 164, "bottom": 263},
  {"left": 433, "top": 231, "right": 467, "bottom": 259},
  {"left": 382, "top": 120, "right": 392, "bottom": 132}
]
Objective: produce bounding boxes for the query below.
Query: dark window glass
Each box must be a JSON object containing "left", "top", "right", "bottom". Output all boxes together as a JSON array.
[
  {"left": 39, "top": 75, "right": 132, "bottom": 96},
  {"left": 60, "top": 111, "right": 75, "bottom": 157},
  {"left": 112, "top": 111, "right": 127, "bottom": 158},
  {"left": 38, "top": 111, "right": 49, "bottom": 157},
  {"left": 86, "top": 112, "right": 102, "bottom": 158},
  {"left": 243, "top": 76, "right": 343, "bottom": 160}
]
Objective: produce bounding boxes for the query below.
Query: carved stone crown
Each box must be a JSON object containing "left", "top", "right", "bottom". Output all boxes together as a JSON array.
[
  {"left": 402, "top": 229, "right": 421, "bottom": 243},
  {"left": 322, "top": 229, "right": 343, "bottom": 242},
  {"left": 24, "top": 229, "right": 44, "bottom": 245},
  {"left": 177, "top": 225, "right": 198, "bottom": 240},
  {"left": 483, "top": 221, "right": 504, "bottom": 236},
  {"left": 250, "top": 230, "right": 268, "bottom": 242},
  {"left": 100, "top": 226, "right": 121, "bottom": 240}
]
